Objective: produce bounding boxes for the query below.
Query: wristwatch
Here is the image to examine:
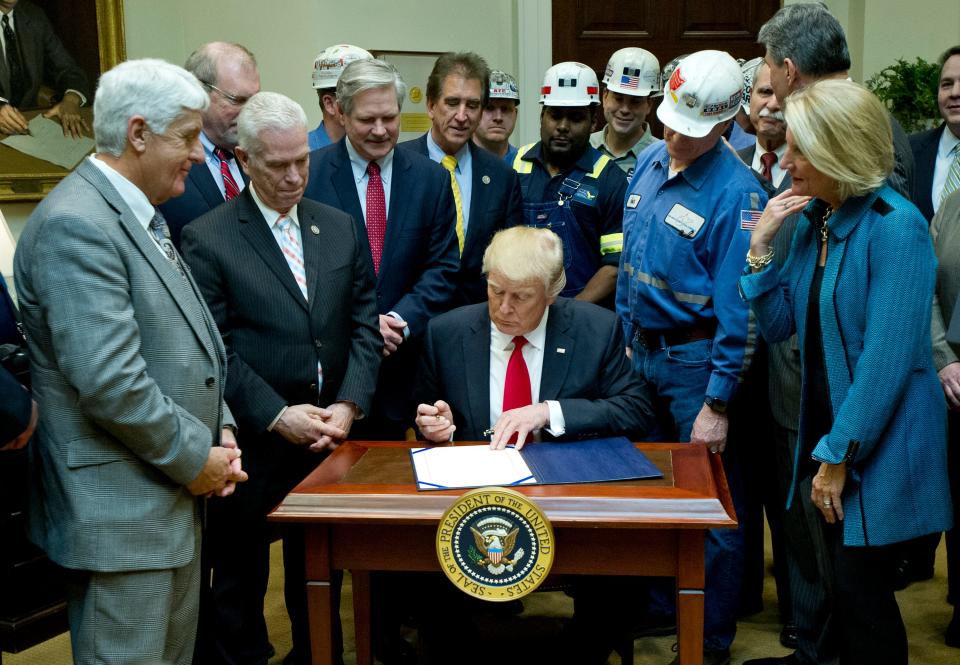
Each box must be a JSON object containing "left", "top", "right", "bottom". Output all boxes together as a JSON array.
[{"left": 704, "top": 396, "right": 728, "bottom": 414}]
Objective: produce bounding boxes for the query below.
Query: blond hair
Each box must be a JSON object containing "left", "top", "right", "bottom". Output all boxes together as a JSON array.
[
  {"left": 784, "top": 79, "right": 893, "bottom": 200},
  {"left": 482, "top": 227, "right": 566, "bottom": 297}
]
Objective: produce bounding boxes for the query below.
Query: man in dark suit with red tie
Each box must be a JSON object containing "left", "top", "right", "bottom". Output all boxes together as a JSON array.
[
  {"left": 182, "top": 92, "right": 381, "bottom": 665},
  {"left": 304, "top": 57, "right": 459, "bottom": 440},
  {"left": 399, "top": 51, "right": 523, "bottom": 306},
  {"left": 160, "top": 41, "right": 260, "bottom": 247}
]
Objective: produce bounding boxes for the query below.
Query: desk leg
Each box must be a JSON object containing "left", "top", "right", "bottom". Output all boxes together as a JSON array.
[
  {"left": 352, "top": 570, "right": 372, "bottom": 665},
  {"left": 305, "top": 526, "right": 334, "bottom": 665},
  {"left": 677, "top": 530, "right": 705, "bottom": 665}
]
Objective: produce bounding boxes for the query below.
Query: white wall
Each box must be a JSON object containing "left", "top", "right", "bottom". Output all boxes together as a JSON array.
[{"left": 123, "top": 0, "right": 543, "bottom": 140}]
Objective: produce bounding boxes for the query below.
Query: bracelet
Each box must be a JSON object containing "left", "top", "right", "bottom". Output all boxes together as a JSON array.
[{"left": 746, "top": 248, "right": 775, "bottom": 270}]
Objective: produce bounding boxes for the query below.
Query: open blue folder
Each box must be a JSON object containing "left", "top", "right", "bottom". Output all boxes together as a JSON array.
[{"left": 410, "top": 436, "right": 662, "bottom": 491}]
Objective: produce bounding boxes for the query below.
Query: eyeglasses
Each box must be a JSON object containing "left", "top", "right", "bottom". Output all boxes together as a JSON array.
[{"left": 201, "top": 81, "right": 251, "bottom": 107}]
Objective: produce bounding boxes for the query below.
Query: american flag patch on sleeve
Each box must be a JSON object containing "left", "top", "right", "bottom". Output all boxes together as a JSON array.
[{"left": 740, "top": 209, "right": 761, "bottom": 230}]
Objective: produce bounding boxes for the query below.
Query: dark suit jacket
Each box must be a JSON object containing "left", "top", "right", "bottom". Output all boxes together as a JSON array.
[
  {"left": 0, "top": 275, "right": 29, "bottom": 444},
  {"left": 181, "top": 189, "right": 382, "bottom": 510},
  {"left": 399, "top": 134, "right": 523, "bottom": 305},
  {"left": 303, "top": 141, "right": 459, "bottom": 422},
  {"left": 159, "top": 161, "right": 248, "bottom": 249},
  {"left": 0, "top": 1, "right": 89, "bottom": 108},
  {"left": 910, "top": 123, "right": 946, "bottom": 221},
  {"left": 415, "top": 298, "right": 655, "bottom": 441}
]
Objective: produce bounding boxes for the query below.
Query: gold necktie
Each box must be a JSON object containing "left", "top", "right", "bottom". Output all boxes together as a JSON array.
[{"left": 441, "top": 154, "right": 465, "bottom": 254}]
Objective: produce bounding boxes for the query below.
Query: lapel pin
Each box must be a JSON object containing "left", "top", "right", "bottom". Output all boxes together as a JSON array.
[
  {"left": 557, "top": 348, "right": 566, "bottom": 354},
  {"left": 310, "top": 225, "right": 320, "bottom": 235},
  {"left": 482, "top": 175, "right": 491, "bottom": 185}
]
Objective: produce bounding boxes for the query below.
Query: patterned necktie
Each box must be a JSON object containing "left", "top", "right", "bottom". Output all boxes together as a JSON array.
[
  {"left": 276, "top": 215, "right": 323, "bottom": 393},
  {"left": 148, "top": 210, "right": 186, "bottom": 277},
  {"left": 213, "top": 147, "right": 241, "bottom": 200},
  {"left": 941, "top": 143, "right": 960, "bottom": 204},
  {"left": 760, "top": 151, "right": 778, "bottom": 183},
  {"left": 503, "top": 336, "right": 532, "bottom": 443},
  {"left": 440, "top": 155, "right": 465, "bottom": 254},
  {"left": 2, "top": 14, "right": 27, "bottom": 107},
  {"left": 276, "top": 215, "right": 307, "bottom": 300},
  {"left": 366, "top": 161, "right": 387, "bottom": 274}
]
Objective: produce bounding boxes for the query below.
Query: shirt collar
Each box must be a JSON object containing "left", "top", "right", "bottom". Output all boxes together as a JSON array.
[
  {"left": 660, "top": 140, "right": 724, "bottom": 191},
  {"left": 939, "top": 125, "right": 960, "bottom": 159},
  {"left": 490, "top": 305, "right": 550, "bottom": 352},
  {"left": 88, "top": 155, "right": 155, "bottom": 230},
  {"left": 344, "top": 136, "right": 394, "bottom": 184},
  {"left": 522, "top": 141, "right": 601, "bottom": 176},
  {"left": 249, "top": 182, "right": 300, "bottom": 228},
  {"left": 426, "top": 130, "right": 471, "bottom": 171},
  {"left": 600, "top": 124, "right": 652, "bottom": 157},
  {"left": 200, "top": 131, "right": 231, "bottom": 162}
]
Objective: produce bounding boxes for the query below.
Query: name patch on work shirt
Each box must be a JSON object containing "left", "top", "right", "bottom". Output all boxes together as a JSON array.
[
  {"left": 663, "top": 204, "right": 705, "bottom": 238},
  {"left": 626, "top": 193, "right": 642, "bottom": 209}
]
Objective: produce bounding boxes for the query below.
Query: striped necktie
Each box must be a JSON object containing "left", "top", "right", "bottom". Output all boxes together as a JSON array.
[
  {"left": 941, "top": 143, "right": 960, "bottom": 204},
  {"left": 276, "top": 215, "right": 307, "bottom": 300},
  {"left": 441, "top": 155, "right": 465, "bottom": 254},
  {"left": 214, "top": 147, "right": 241, "bottom": 200}
]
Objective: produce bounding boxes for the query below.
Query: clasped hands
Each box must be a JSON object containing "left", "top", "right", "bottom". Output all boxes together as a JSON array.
[
  {"left": 274, "top": 402, "right": 356, "bottom": 452},
  {"left": 186, "top": 427, "right": 247, "bottom": 498},
  {"left": 416, "top": 400, "right": 549, "bottom": 450}
]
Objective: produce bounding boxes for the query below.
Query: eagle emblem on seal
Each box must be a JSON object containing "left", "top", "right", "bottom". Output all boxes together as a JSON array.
[{"left": 470, "top": 517, "right": 526, "bottom": 575}]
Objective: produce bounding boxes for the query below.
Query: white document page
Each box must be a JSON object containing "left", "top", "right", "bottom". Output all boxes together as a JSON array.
[
  {"left": 2, "top": 115, "right": 95, "bottom": 170},
  {"left": 411, "top": 445, "right": 537, "bottom": 490}
]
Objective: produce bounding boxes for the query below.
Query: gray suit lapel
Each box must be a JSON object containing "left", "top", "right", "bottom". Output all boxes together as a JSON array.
[
  {"left": 76, "top": 161, "right": 220, "bottom": 364},
  {"left": 539, "top": 301, "right": 573, "bottom": 401},
  {"left": 464, "top": 313, "right": 491, "bottom": 433}
]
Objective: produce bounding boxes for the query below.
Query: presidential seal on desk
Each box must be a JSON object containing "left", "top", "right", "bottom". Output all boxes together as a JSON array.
[{"left": 436, "top": 487, "right": 554, "bottom": 601}]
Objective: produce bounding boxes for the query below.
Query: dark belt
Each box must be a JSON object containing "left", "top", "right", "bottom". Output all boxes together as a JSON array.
[{"left": 634, "top": 320, "right": 718, "bottom": 350}]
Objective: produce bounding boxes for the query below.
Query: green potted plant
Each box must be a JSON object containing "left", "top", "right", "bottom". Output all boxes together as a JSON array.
[{"left": 866, "top": 57, "right": 941, "bottom": 133}]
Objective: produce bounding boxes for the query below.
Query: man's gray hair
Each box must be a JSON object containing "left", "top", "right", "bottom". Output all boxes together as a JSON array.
[
  {"left": 337, "top": 58, "right": 407, "bottom": 116},
  {"left": 94, "top": 58, "right": 208, "bottom": 156},
  {"left": 757, "top": 2, "right": 851, "bottom": 78},
  {"left": 237, "top": 92, "right": 308, "bottom": 156},
  {"left": 184, "top": 41, "right": 258, "bottom": 87}
]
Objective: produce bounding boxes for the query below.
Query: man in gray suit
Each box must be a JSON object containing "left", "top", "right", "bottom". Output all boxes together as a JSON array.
[{"left": 13, "top": 58, "right": 247, "bottom": 665}]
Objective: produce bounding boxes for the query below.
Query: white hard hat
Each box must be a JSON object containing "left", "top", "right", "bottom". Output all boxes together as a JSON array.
[
  {"left": 657, "top": 50, "right": 743, "bottom": 138},
  {"left": 312, "top": 44, "right": 373, "bottom": 89},
  {"left": 489, "top": 70, "right": 520, "bottom": 104},
  {"left": 603, "top": 48, "right": 661, "bottom": 97},
  {"left": 740, "top": 56, "right": 764, "bottom": 111},
  {"left": 540, "top": 62, "right": 600, "bottom": 107}
]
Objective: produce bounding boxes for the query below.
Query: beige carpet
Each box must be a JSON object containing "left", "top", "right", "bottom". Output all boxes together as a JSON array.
[{"left": 6, "top": 534, "right": 956, "bottom": 664}]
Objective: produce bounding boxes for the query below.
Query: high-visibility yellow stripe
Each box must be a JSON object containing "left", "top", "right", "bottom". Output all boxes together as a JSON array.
[
  {"left": 513, "top": 143, "right": 536, "bottom": 174},
  {"left": 600, "top": 232, "right": 623, "bottom": 254},
  {"left": 623, "top": 263, "right": 712, "bottom": 305},
  {"left": 588, "top": 154, "right": 611, "bottom": 179}
]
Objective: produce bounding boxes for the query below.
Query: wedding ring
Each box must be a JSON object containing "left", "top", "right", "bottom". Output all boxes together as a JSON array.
[
  {"left": 435, "top": 414, "right": 442, "bottom": 423},
  {"left": 823, "top": 500, "right": 832, "bottom": 507}
]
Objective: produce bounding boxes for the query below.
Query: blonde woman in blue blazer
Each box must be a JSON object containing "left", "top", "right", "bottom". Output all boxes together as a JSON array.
[{"left": 739, "top": 79, "right": 951, "bottom": 665}]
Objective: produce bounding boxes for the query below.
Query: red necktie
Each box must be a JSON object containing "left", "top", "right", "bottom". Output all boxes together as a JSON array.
[
  {"left": 214, "top": 147, "right": 241, "bottom": 200},
  {"left": 760, "top": 151, "right": 778, "bottom": 183},
  {"left": 503, "top": 337, "right": 532, "bottom": 443},
  {"left": 366, "top": 161, "right": 387, "bottom": 274}
]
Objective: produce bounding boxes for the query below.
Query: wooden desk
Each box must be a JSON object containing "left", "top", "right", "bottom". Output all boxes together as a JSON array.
[{"left": 269, "top": 441, "right": 737, "bottom": 665}]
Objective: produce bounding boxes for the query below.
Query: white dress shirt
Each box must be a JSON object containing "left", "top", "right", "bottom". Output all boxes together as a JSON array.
[
  {"left": 344, "top": 137, "right": 394, "bottom": 221},
  {"left": 248, "top": 182, "right": 302, "bottom": 256},
  {"left": 751, "top": 140, "right": 788, "bottom": 189},
  {"left": 933, "top": 127, "right": 960, "bottom": 215},
  {"left": 488, "top": 307, "right": 565, "bottom": 438}
]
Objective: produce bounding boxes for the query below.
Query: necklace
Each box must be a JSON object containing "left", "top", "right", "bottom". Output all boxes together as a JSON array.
[{"left": 820, "top": 207, "right": 834, "bottom": 244}]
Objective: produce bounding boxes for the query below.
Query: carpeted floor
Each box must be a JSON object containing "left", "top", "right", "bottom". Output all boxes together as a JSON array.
[{"left": 5, "top": 532, "right": 956, "bottom": 664}]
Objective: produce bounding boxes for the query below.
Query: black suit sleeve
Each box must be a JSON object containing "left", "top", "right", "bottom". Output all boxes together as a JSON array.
[
  {"left": 26, "top": 3, "right": 90, "bottom": 103},
  {"left": 504, "top": 170, "right": 524, "bottom": 228},
  {"left": 556, "top": 319, "right": 656, "bottom": 440},
  {"left": 0, "top": 365, "right": 30, "bottom": 444},
  {"left": 335, "top": 216, "right": 383, "bottom": 416},
  {"left": 391, "top": 174, "right": 459, "bottom": 337},
  {"left": 889, "top": 113, "right": 915, "bottom": 201},
  {"left": 181, "top": 223, "right": 288, "bottom": 433}
]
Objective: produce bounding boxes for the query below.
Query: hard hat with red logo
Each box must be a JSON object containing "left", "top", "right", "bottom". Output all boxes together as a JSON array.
[
  {"left": 656, "top": 50, "right": 743, "bottom": 138},
  {"left": 602, "top": 48, "right": 661, "bottom": 97},
  {"left": 539, "top": 62, "right": 600, "bottom": 106},
  {"left": 312, "top": 44, "right": 373, "bottom": 89}
]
